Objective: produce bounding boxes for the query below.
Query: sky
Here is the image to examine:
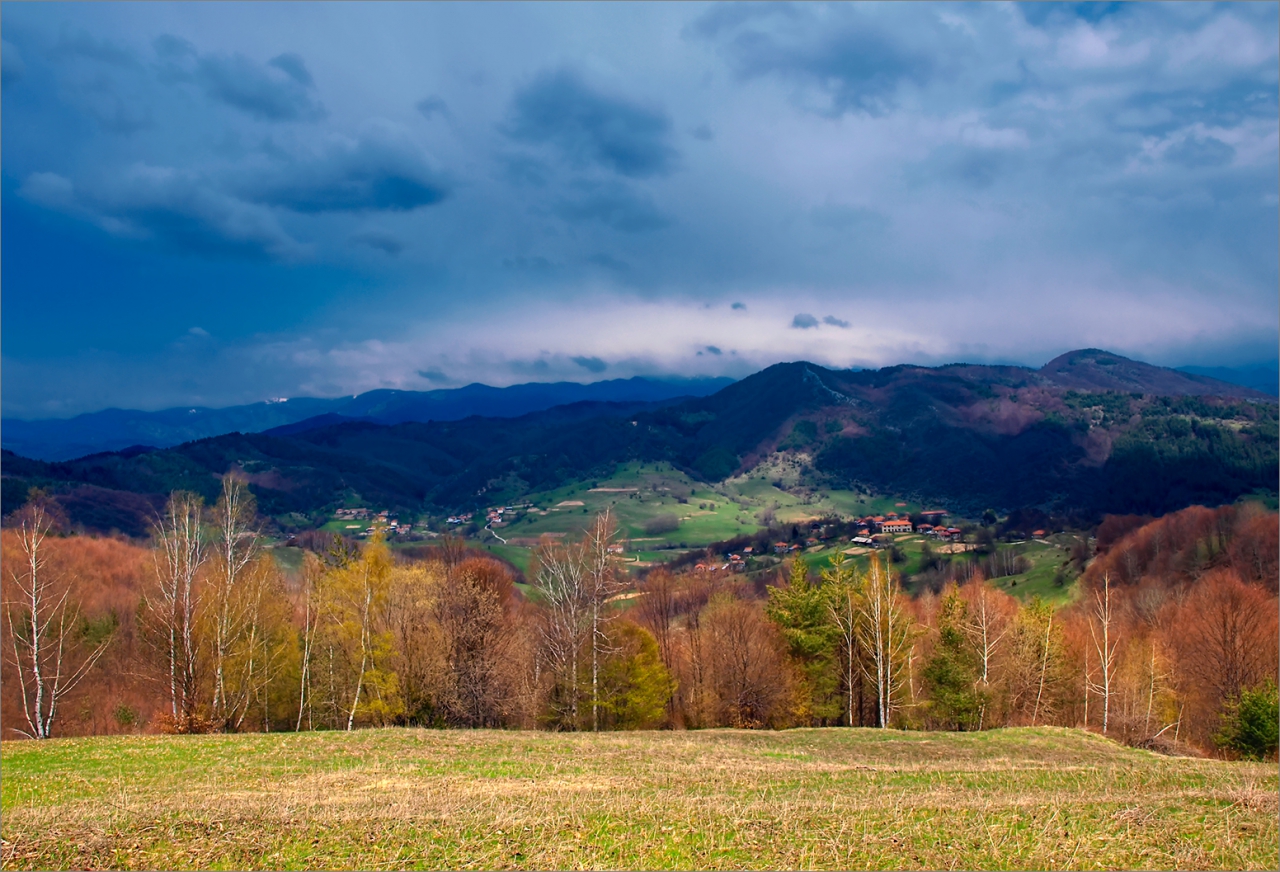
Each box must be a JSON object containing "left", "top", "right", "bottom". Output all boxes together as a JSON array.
[{"left": 2, "top": 1, "right": 1277, "bottom": 417}]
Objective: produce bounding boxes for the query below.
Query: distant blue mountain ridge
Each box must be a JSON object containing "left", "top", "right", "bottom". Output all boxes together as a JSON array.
[
  {"left": 1, "top": 377, "right": 736, "bottom": 461},
  {"left": 1175, "top": 364, "right": 1279, "bottom": 398}
]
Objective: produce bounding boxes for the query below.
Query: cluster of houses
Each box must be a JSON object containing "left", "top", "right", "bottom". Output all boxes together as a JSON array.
[
  {"left": 446, "top": 512, "right": 475, "bottom": 525},
  {"left": 847, "top": 510, "right": 964, "bottom": 546},
  {"left": 479, "top": 504, "right": 536, "bottom": 525},
  {"left": 336, "top": 509, "right": 416, "bottom": 538},
  {"left": 694, "top": 554, "right": 747, "bottom": 574}
]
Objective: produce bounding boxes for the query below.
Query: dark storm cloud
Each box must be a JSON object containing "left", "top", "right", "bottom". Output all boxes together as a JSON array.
[
  {"left": 50, "top": 27, "right": 138, "bottom": 66},
  {"left": 505, "top": 68, "right": 678, "bottom": 178},
  {"left": 199, "top": 53, "right": 325, "bottom": 121},
  {"left": 705, "top": 345, "right": 722, "bottom": 355},
  {"left": 809, "top": 204, "right": 888, "bottom": 231},
  {"left": 351, "top": 230, "right": 404, "bottom": 255},
  {"left": 417, "top": 368, "right": 449, "bottom": 383},
  {"left": 267, "top": 53, "right": 313, "bottom": 88},
  {"left": 554, "top": 181, "right": 669, "bottom": 232},
  {"left": 416, "top": 96, "right": 450, "bottom": 119},
  {"left": 1020, "top": 3, "right": 1129, "bottom": 28},
  {"left": 2, "top": 2, "right": 1276, "bottom": 416},
  {"left": 242, "top": 129, "right": 448, "bottom": 213},
  {"left": 585, "top": 253, "right": 630, "bottom": 272},
  {"left": 19, "top": 169, "right": 302, "bottom": 261},
  {"left": 571, "top": 355, "right": 608, "bottom": 373},
  {"left": 1, "top": 40, "right": 25, "bottom": 88},
  {"left": 694, "top": 3, "right": 938, "bottom": 115}
]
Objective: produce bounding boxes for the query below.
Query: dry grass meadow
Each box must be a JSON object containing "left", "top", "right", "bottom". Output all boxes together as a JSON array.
[{"left": 2, "top": 726, "right": 1276, "bottom": 870}]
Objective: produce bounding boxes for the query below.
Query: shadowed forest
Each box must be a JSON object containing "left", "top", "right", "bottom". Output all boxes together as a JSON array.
[{"left": 2, "top": 479, "right": 1276, "bottom": 761}]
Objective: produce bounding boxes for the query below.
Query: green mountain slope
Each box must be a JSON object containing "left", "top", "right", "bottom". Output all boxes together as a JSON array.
[{"left": 3, "top": 352, "right": 1275, "bottom": 534}]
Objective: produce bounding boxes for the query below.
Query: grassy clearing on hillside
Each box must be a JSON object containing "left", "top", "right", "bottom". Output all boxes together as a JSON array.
[{"left": 3, "top": 728, "right": 1274, "bottom": 871}]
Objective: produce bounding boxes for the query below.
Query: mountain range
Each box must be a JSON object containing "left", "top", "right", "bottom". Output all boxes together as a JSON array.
[
  {"left": 1, "top": 376, "right": 736, "bottom": 461},
  {"left": 3, "top": 349, "right": 1275, "bottom": 537}
]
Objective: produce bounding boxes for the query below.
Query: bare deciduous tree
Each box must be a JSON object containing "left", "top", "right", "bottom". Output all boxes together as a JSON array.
[
  {"left": 532, "top": 535, "right": 590, "bottom": 729},
  {"left": 3, "top": 498, "right": 112, "bottom": 739},
  {"left": 585, "top": 509, "right": 624, "bottom": 731},
  {"left": 822, "top": 552, "right": 863, "bottom": 727},
  {"left": 859, "top": 555, "right": 911, "bottom": 728},
  {"left": 1086, "top": 573, "right": 1120, "bottom": 733},
  {"left": 209, "top": 476, "right": 261, "bottom": 728},
  {"left": 296, "top": 551, "right": 323, "bottom": 731},
  {"left": 145, "top": 491, "right": 207, "bottom": 729}
]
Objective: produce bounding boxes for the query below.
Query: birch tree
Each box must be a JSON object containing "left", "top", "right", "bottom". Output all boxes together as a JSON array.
[
  {"left": 3, "top": 498, "right": 112, "bottom": 739},
  {"left": 532, "top": 535, "right": 590, "bottom": 728},
  {"left": 296, "top": 551, "right": 322, "bottom": 731},
  {"left": 822, "top": 552, "right": 864, "bottom": 727},
  {"left": 146, "top": 491, "right": 207, "bottom": 729},
  {"left": 959, "top": 579, "right": 1014, "bottom": 729},
  {"left": 1087, "top": 573, "right": 1120, "bottom": 733},
  {"left": 209, "top": 476, "right": 260, "bottom": 728},
  {"left": 585, "top": 510, "right": 625, "bottom": 731},
  {"left": 859, "top": 555, "right": 911, "bottom": 728}
]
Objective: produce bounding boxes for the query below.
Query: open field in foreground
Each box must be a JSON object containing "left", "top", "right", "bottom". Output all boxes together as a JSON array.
[{"left": 2, "top": 727, "right": 1275, "bottom": 870}]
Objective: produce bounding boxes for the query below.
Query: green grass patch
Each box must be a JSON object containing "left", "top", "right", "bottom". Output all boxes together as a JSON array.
[{"left": 2, "top": 727, "right": 1274, "bottom": 870}]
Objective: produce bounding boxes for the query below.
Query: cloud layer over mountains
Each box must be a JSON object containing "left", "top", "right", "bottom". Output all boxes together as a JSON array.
[{"left": 2, "top": 2, "right": 1276, "bottom": 416}]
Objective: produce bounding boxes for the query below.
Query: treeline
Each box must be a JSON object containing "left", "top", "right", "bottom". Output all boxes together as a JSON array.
[{"left": 2, "top": 486, "right": 1276, "bottom": 759}]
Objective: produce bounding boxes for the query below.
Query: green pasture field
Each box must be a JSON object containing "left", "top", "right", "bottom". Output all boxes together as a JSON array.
[
  {"left": 443, "top": 462, "right": 941, "bottom": 575},
  {"left": 986, "top": 540, "right": 1082, "bottom": 606},
  {"left": 2, "top": 727, "right": 1274, "bottom": 870},
  {"left": 790, "top": 535, "right": 1081, "bottom": 606}
]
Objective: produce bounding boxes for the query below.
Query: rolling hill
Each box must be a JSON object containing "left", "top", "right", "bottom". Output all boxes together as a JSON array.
[
  {"left": 2, "top": 350, "right": 1274, "bottom": 536},
  {"left": 0, "top": 376, "right": 735, "bottom": 461}
]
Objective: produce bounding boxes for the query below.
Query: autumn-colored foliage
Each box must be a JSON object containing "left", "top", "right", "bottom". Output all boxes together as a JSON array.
[{"left": 3, "top": 486, "right": 1275, "bottom": 759}]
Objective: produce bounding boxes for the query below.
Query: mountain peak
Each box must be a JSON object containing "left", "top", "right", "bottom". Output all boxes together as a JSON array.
[{"left": 1040, "top": 349, "right": 1270, "bottom": 398}]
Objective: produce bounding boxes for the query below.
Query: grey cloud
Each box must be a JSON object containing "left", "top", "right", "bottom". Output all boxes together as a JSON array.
[
  {"left": 22, "top": 167, "right": 303, "bottom": 260},
  {"left": 51, "top": 27, "right": 137, "bottom": 66},
  {"left": 810, "top": 204, "right": 888, "bottom": 231},
  {"left": 691, "top": 123, "right": 715, "bottom": 141},
  {"left": 268, "top": 53, "right": 313, "bottom": 87},
  {"left": 586, "top": 253, "right": 630, "bottom": 272},
  {"left": 2, "top": 40, "right": 25, "bottom": 89},
  {"left": 416, "top": 96, "right": 450, "bottom": 119},
  {"left": 244, "top": 129, "right": 448, "bottom": 213},
  {"left": 822, "top": 316, "right": 850, "bottom": 328},
  {"left": 417, "top": 368, "right": 449, "bottom": 382},
  {"left": 1020, "top": 2, "right": 1130, "bottom": 29},
  {"left": 500, "top": 154, "right": 552, "bottom": 187},
  {"left": 791, "top": 313, "right": 819, "bottom": 329},
  {"left": 153, "top": 34, "right": 196, "bottom": 60},
  {"left": 510, "top": 358, "right": 552, "bottom": 375},
  {"left": 695, "top": 4, "right": 936, "bottom": 115},
  {"left": 571, "top": 355, "right": 608, "bottom": 373},
  {"left": 352, "top": 230, "right": 404, "bottom": 255},
  {"left": 197, "top": 51, "right": 325, "bottom": 121},
  {"left": 505, "top": 68, "right": 678, "bottom": 177},
  {"left": 1165, "top": 134, "right": 1235, "bottom": 168},
  {"left": 502, "top": 255, "right": 555, "bottom": 272},
  {"left": 731, "top": 302, "right": 747, "bottom": 310},
  {"left": 87, "top": 95, "right": 153, "bottom": 135},
  {"left": 705, "top": 345, "right": 723, "bottom": 355},
  {"left": 554, "top": 181, "right": 669, "bottom": 232}
]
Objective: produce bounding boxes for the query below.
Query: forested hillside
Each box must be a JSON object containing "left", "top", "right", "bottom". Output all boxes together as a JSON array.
[
  {"left": 3, "top": 350, "right": 1274, "bottom": 535},
  {"left": 3, "top": 487, "right": 1275, "bottom": 760}
]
